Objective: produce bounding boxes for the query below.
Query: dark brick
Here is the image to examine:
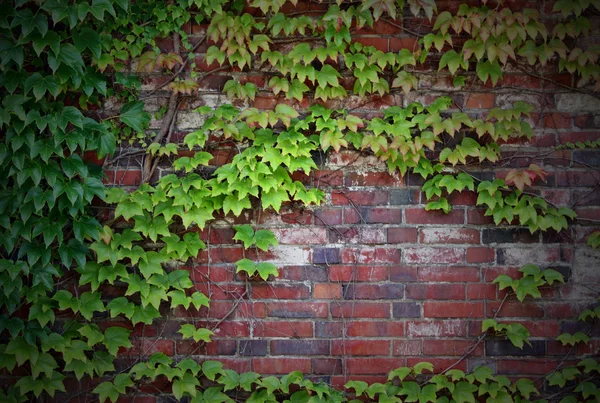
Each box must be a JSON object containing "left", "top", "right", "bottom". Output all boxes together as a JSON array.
[
  {"left": 482, "top": 229, "right": 539, "bottom": 244},
  {"left": 393, "top": 302, "right": 421, "bottom": 318},
  {"left": 312, "top": 248, "right": 340, "bottom": 264},
  {"left": 573, "top": 150, "right": 600, "bottom": 167},
  {"left": 344, "top": 284, "right": 404, "bottom": 300},
  {"left": 485, "top": 340, "right": 546, "bottom": 356},
  {"left": 239, "top": 340, "right": 267, "bottom": 356},
  {"left": 390, "top": 189, "right": 417, "bottom": 205},
  {"left": 270, "top": 340, "right": 330, "bottom": 355},
  {"left": 315, "top": 321, "right": 343, "bottom": 338}
]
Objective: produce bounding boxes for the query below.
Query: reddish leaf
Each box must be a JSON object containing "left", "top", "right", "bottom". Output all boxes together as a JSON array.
[
  {"left": 157, "top": 52, "right": 184, "bottom": 70},
  {"left": 505, "top": 169, "right": 533, "bottom": 191}
]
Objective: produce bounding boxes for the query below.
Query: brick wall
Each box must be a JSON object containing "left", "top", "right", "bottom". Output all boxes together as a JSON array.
[{"left": 98, "top": 0, "right": 600, "bottom": 387}]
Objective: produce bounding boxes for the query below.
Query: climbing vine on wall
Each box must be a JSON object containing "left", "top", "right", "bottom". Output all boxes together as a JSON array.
[{"left": 0, "top": 0, "right": 599, "bottom": 401}]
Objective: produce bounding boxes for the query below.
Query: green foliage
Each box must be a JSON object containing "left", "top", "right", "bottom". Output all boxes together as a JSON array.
[{"left": 493, "top": 264, "right": 564, "bottom": 302}]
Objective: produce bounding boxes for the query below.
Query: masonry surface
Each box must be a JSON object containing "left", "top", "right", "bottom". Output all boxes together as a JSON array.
[{"left": 95, "top": 0, "right": 600, "bottom": 388}]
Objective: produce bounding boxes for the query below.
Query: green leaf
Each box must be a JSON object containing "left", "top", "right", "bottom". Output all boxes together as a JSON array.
[
  {"left": 255, "top": 262, "right": 279, "bottom": 280},
  {"left": 120, "top": 101, "right": 150, "bottom": 132},
  {"left": 476, "top": 60, "right": 503, "bottom": 86},
  {"left": 202, "top": 361, "right": 224, "bottom": 381},
  {"left": 254, "top": 229, "right": 278, "bottom": 251},
  {"left": 388, "top": 367, "right": 411, "bottom": 381},
  {"left": 104, "top": 327, "right": 132, "bottom": 355},
  {"left": 93, "top": 382, "right": 119, "bottom": 403},
  {"left": 452, "top": 381, "right": 478, "bottom": 403}
]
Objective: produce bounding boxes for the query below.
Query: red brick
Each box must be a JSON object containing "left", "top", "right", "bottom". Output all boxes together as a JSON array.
[
  {"left": 252, "top": 358, "right": 311, "bottom": 374},
  {"left": 543, "top": 113, "right": 572, "bottom": 129},
  {"left": 341, "top": 247, "right": 401, "bottom": 264},
  {"left": 103, "top": 169, "right": 142, "bottom": 186},
  {"left": 555, "top": 171, "right": 599, "bottom": 187},
  {"left": 447, "top": 191, "right": 478, "bottom": 206},
  {"left": 390, "top": 265, "right": 419, "bottom": 282},
  {"left": 544, "top": 303, "right": 585, "bottom": 318},
  {"left": 332, "top": 340, "right": 390, "bottom": 356},
  {"left": 314, "top": 283, "right": 343, "bottom": 299},
  {"left": 251, "top": 284, "right": 310, "bottom": 300},
  {"left": 406, "top": 320, "right": 467, "bottom": 337},
  {"left": 353, "top": 37, "right": 388, "bottom": 52},
  {"left": 313, "top": 358, "right": 343, "bottom": 375},
  {"left": 271, "top": 228, "right": 328, "bottom": 244},
  {"left": 465, "top": 93, "right": 495, "bottom": 109},
  {"left": 332, "top": 191, "right": 388, "bottom": 205},
  {"left": 388, "top": 227, "right": 418, "bottom": 243},
  {"left": 466, "top": 284, "right": 497, "bottom": 300},
  {"left": 122, "top": 339, "right": 174, "bottom": 356},
  {"left": 359, "top": 208, "right": 402, "bottom": 224},
  {"left": 267, "top": 302, "right": 329, "bottom": 318},
  {"left": 330, "top": 302, "right": 390, "bottom": 318},
  {"left": 403, "top": 247, "right": 465, "bottom": 264},
  {"left": 406, "top": 284, "right": 465, "bottom": 300},
  {"left": 194, "top": 283, "right": 246, "bottom": 300},
  {"left": 424, "top": 302, "right": 484, "bottom": 318},
  {"left": 405, "top": 208, "right": 464, "bottom": 224},
  {"left": 486, "top": 301, "right": 545, "bottom": 318},
  {"left": 389, "top": 37, "right": 419, "bottom": 51},
  {"left": 253, "top": 321, "right": 313, "bottom": 338},
  {"left": 345, "top": 321, "right": 405, "bottom": 337},
  {"left": 418, "top": 266, "right": 480, "bottom": 282},
  {"left": 423, "top": 340, "right": 483, "bottom": 356},
  {"left": 312, "top": 169, "right": 344, "bottom": 187},
  {"left": 253, "top": 96, "right": 278, "bottom": 110},
  {"left": 420, "top": 228, "right": 480, "bottom": 244},
  {"left": 497, "top": 359, "right": 559, "bottom": 375},
  {"left": 406, "top": 358, "right": 468, "bottom": 373},
  {"left": 313, "top": 208, "right": 343, "bottom": 226},
  {"left": 346, "top": 358, "right": 408, "bottom": 375},
  {"left": 328, "top": 265, "right": 389, "bottom": 282},
  {"left": 345, "top": 172, "right": 403, "bottom": 187},
  {"left": 467, "top": 209, "right": 494, "bottom": 225},
  {"left": 392, "top": 340, "right": 423, "bottom": 356},
  {"left": 345, "top": 283, "right": 404, "bottom": 300},
  {"left": 466, "top": 247, "right": 495, "bottom": 263}
]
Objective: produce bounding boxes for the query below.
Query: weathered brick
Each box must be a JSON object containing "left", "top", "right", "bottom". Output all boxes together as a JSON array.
[
  {"left": 497, "top": 359, "right": 558, "bottom": 375},
  {"left": 406, "top": 320, "right": 467, "bottom": 337},
  {"left": 389, "top": 265, "right": 419, "bottom": 282},
  {"left": 341, "top": 247, "right": 401, "bottom": 264},
  {"left": 346, "top": 358, "right": 408, "bottom": 375},
  {"left": 392, "top": 340, "right": 423, "bottom": 356},
  {"left": 271, "top": 228, "right": 328, "bottom": 244},
  {"left": 345, "top": 172, "right": 403, "bottom": 187},
  {"left": 420, "top": 228, "right": 480, "bottom": 244},
  {"left": 465, "top": 93, "right": 495, "bottom": 109},
  {"left": 497, "top": 247, "right": 560, "bottom": 265},
  {"left": 404, "top": 247, "right": 465, "bottom": 264},
  {"left": 313, "top": 208, "right": 343, "bottom": 226},
  {"left": 315, "top": 321, "right": 343, "bottom": 338},
  {"left": 466, "top": 247, "right": 495, "bottom": 263},
  {"left": 417, "top": 266, "right": 480, "bottom": 282}
]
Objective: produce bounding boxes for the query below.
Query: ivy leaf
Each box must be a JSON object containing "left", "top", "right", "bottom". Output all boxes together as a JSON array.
[
  {"left": 439, "top": 50, "right": 466, "bottom": 75},
  {"left": 254, "top": 230, "right": 278, "bottom": 251},
  {"left": 202, "top": 361, "right": 224, "bottom": 381},
  {"left": 93, "top": 382, "right": 119, "bottom": 403},
  {"left": 107, "top": 297, "right": 135, "bottom": 319},
  {"left": 103, "top": 327, "right": 132, "bottom": 355},
  {"left": 255, "top": 262, "right": 279, "bottom": 280},
  {"left": 315, "top": 65, "right": 341, "bottom": 89},
  {"left": 173, "top": 372, "right": 200, "bottom": 399},
  {"left": 234, "top": 225, "right": 255, "bottom": 249},
  {"left": 476, "top": 60, "right": 503, "bottom": 86},
  {"left": 120, "top": 101, "right": 150, "bottom": 132},
  {"left": 452, "top": 381, "right": 478, "bottom": 403},
  {"left": 261, "top": 188, "right": 289, "bottom": 212}
]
